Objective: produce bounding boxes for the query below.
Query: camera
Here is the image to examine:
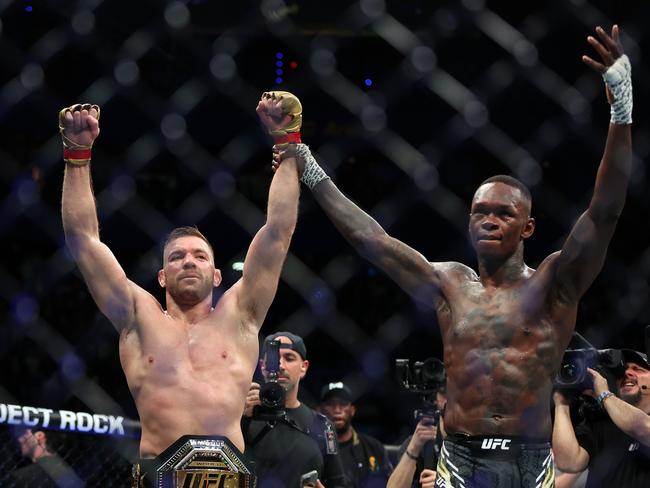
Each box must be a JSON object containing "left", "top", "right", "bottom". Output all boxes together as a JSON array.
[
  {"left": 396, "top": 357, "right": 446, "bottom": 424},
  {"left": 554, "top": 348, "right": 626, "bottom": 391},
  {"left": 254, "top": 339, "right": 287, "bottom": 421}
]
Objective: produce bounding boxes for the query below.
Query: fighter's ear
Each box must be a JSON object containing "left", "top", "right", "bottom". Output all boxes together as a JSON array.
[
  {"left": 213, "top": 268, "right": 222, "bottom": 287},
  {"left": 158, "top": 269, "right": 166, "bottom": 288},
  {"left": 522, "top": 217, "right": 535, "bottom": 240}
]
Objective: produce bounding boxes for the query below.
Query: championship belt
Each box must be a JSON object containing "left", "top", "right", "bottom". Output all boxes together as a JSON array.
[{"left": 132, "top": 435, "right": 256, "bottom": 488}]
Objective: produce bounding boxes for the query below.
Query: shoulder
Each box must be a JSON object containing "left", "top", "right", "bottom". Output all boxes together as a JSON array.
[
  {"left": 310, "top": 408, "right": 333, "bottom": 429},
  {"left": 432, "top": 261, "right": 478, "bottom": 282},
  {"left": 535, "top": 251, "right": 562, "bottom": 272},
  {"left": 357, "top": 431, "right": 386, "bottom": 451}
]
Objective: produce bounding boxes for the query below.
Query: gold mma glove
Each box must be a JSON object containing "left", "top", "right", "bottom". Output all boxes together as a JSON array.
[
  {"left": 261, "top": 91, "right": 302, "bottom": 145},
  {"left": 58, "top": 103, "right": 100, "bottom": 166}
]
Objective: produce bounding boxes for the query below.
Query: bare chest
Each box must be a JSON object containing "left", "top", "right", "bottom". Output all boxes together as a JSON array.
[
  {"left": 120, "top": 318, "right": 258, "bottom": 384},
  {"left": 444, "top": 284, "right": 554, "bottom": 351}
]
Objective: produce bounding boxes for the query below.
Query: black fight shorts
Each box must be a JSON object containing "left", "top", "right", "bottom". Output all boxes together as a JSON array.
[{"left": 435, "top": 434, "right": 554, "bottom": 488}]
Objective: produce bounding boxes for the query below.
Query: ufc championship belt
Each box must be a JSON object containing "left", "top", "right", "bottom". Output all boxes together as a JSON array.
[{"left": 132, "top": 435, "right": 256, "bottom": 488}]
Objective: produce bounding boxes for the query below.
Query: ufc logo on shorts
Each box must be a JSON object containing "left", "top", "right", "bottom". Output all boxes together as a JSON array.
[{"left": 481, "top": 438, "right": 511, "bottom": 450}]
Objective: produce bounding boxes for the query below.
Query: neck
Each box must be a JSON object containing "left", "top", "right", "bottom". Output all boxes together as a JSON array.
[
  {"left": 337, "top": 426, "right": 353, "bottom": 443},
  {"left": 477, "top": 244, "right": 528, "bottom": 286},
  {"left": 284, "top": 387, "right": 301, "bottom": 409},
  {"left": 637, "top": 395, "right": 650, "bottom": 415},
  {"left": 165, "top": 293, "right": 213, "bottom": 324}
]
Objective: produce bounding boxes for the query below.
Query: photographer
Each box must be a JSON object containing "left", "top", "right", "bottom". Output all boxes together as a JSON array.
[
  {"left": 318, "top": 382, "right": 392, "bottom": 488},
  {"left": 388, "top": 390, "right": 446, "bottom": 488},
  {"left": 242, "top": 332, "right": 350, "bottom": 488},
  {"left": 552, "top": 349, "right": 650, "bottom": 487}
]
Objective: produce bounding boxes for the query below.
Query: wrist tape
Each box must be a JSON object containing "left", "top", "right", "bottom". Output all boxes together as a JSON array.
[
  {"left": 602, "top": 54, "right": 633, "bottom": 125},
  {"left": 58, "top": 103, "right": 100, "bottom": 166},
  {"left": 295, "top": 144, "right": 330, "bottom": 190}
]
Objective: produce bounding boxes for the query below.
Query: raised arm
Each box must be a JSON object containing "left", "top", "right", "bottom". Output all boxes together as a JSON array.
[
  {"left": 551, "top": 392, "right": 590, "bottom": 473},
  {"left": 555, "top": 25, "right": 632, "bottom": 301},
  {"left": 233, "top": 93, "right": 300, "bottom": 329},
  {"left": 273, "top": 144, "right": 441, "bottom": 306},
  {"left": 60, "top": 104, "right": 136, "bottom": 331}
]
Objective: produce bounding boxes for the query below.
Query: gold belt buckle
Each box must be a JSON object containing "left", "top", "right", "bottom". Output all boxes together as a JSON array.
[
  {"left": 175, "top": 470, "right": 241, "bottom": 487},
  {"left": 142, "top": 435, "right": 255, "bottom": 488}
]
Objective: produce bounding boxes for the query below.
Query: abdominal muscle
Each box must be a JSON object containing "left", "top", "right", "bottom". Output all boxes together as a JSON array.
[
  {"left": 133, "top": 371, "right": 248, "bottom": 458},
  {"left": 443, "top": 345, "right": 555, "bottom": 438}
]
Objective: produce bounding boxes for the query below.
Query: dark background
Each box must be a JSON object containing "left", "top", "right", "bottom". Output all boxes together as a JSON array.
[{"left": 1, "top": 0, "right": 649, "bottom": 444}]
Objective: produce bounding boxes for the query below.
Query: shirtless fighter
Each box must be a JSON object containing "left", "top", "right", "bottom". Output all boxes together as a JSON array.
[
  {"left": 60, "top": 93, "right": 301, "bottom": 474},
  {"left": 273, "top": 26, "right": 632, "bottom": 486}
]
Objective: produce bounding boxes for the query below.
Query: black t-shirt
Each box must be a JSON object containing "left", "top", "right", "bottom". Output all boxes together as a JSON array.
[
  {"left": 576, "top": 415, "right": 650, "bottom": 488},
  {"left": 243, "top": 404, "right": 349, "bottom": 488},
  {"left": 338, "top": 429, "right": 391, "bottom": 488}
]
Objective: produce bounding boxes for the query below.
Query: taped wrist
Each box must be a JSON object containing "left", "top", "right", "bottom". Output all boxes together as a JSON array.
[
  {"left": 58, "top": 103, "right": 100, "bottom": 166},
  {"left": 602, "top": 54, "right": 633, "bottom": 125},
  {"left": 295, "top": 144, "right": 330, "bottom": 190}
]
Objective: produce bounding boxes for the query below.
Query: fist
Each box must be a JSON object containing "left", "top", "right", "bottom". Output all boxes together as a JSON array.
[
  {"left": 243, "top": 382, "right": 261, "bottom": 417},
  {"left": 409, "top": 418, "right": 437, "bottom": 453},
  {"left": 256, "top": 91, "right": 302, "bottom": 135},
  {"left": 420, "top": 469, "right": 437, "bottom": 488},
  {"left": 59, "top": 103, "right": 100, "bottom": 148},
  {"left": 553, "top": 391, "right": 572, "bottom": 407}
]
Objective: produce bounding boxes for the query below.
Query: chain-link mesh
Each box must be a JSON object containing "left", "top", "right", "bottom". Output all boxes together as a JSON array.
[
  {"left": 0, "top": 425, "right": 136, "bottom": 487},
  {"left": 1, "top": 0, "right": 649, "bottom": 461}
]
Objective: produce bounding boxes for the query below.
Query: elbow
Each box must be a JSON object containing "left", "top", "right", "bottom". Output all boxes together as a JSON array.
[
  {"left": 349, "top": 229, "right": 387, "bottom": 258},
  {"left": 552, "top": 448, "right": 588, "bottom": 474},
  {"left": 554, "top": 459, "right": 582, "bottom": 474},
  {"left": 588, "top": 200, "right": 623, "bottom": 226},
  {"left": 266, "top": 220, "right": 296, "bottom": 247},
  {"left": 64, "top": 231, "right": 92, "bottom": 258}
]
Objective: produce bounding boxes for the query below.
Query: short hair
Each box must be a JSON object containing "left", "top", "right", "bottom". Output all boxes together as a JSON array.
[
  {"left": 479, "top": 175, "right": 532, "bottom": 204},
  {"left": 163, "top": 226, "right": 214, "bottom": 261}
]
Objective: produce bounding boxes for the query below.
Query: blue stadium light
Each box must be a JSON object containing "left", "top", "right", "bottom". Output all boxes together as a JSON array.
[
  {"left": 275, "top": 77, "right": 283, "bottom": 84},
  {"left": 276, "top": 60, "right": 283, "bottom": 68},
  {"left": 364, "top": 78, "right": 373, "bottom": 87},
  {"left": 275, "top": 52, "right": 284, "bottom": 59},
  {"left": 25, "top": 5, "right": 33, "bottom": 12},
  {"left": 276, "top": 68, "right": 283, "bottom": 76}
]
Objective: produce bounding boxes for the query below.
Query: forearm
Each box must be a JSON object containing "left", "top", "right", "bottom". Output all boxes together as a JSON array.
[
  {"left": 588, "top": 123, "right": 632, "bottom": 221},
  {"left": 602, "top": 395, "right": 650, "bottom": 446},
  {"left": 552, "top": 405, "right": 588, "bottom": 472},
  {"left": 62, "top": 164, "right": 100, "bottom": 250},
  {"left": 312, "top": 180, "right": 387, "bottom": 254},
  {"left": 265, "top": 156, "right": 299, "bottom": 239},
  {"left": 387, "top": 455, "right": 417, "bottom": 488}
]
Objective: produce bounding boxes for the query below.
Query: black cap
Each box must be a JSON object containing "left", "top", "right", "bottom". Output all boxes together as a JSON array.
[
  {"left": 621, "top": 349, "right": 650, "bottom": 371},
  {"left": 262, "top": 331, "right": 307, "bottom": 359},
  {"left": 320, "top": 381, "right": 353, "bottom": 402}
]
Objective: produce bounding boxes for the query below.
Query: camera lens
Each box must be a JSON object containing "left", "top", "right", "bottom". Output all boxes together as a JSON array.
[
  {"left": 559, "top": 362, "right": 580, "bottom": 382},
  {"left": 260, "top": 381, "right": 286, "bottom": 408}
]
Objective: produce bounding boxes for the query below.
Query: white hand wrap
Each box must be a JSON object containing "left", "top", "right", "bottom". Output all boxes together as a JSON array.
[
  {"left": 296, "top": 143, "right": 330, "bottom": 190},
  {"left": 602, "top": 54, "right": 633, "bottom": 125}
]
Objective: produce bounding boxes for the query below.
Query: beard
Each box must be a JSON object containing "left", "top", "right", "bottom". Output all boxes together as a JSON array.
[
  {"left": 168, "top": 276, "right": 212, "bottom": 305},
  {"left": 620, "top": 390, "right": 642, "bottom": 406},
  {"left": 335, "top": 418, "right": 352, "bottom": 437}
]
